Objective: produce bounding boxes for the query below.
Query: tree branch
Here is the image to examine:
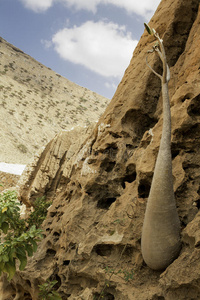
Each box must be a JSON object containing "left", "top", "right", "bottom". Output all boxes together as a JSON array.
[{"left": 146, "top": 53, "right": 162, "bottom": 80}]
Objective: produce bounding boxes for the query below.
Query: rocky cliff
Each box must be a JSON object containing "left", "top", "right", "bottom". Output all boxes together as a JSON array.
[{"left": 1, "top": 0, "right": 200, "bottom": 299}]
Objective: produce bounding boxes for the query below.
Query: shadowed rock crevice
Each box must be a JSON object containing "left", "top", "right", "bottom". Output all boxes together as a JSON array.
[
  {"left": 138, "top": 178, "right": 151, "bottom": 199},
  {"left": 121, "top": 109, "right": 157, "bottom": 144},
  {"left": 187, "top": 94, "right": 200, "bottom": 116}
]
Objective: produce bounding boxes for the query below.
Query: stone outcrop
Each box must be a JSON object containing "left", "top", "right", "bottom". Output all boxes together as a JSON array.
[
  {"left": 1, "top": 0, "right": 200, "bottom": 299},
  {"left": 17, "top": 124, "right": 95, "bottom": 207}
]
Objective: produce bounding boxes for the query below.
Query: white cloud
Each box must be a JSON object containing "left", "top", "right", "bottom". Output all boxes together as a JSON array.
[
  {"left": 60, "top": 0, "right": 100, "bottom": 13},
  {"left": 61, "top": 0, "right": 161, "bottom": 19},
  {"left": 19, "top": 0, "right": 53, "bottom": 12},
  {"left": 105, "top": 81, "right": 118, "bottom": 90},
  {"left": 20, "top": 0, "right": 161, "bottom": 19},
  {"left": 105, "top": 0, "right": 161, "bottom": 19},
  {"left": 52, "top": 21, "right": 138, "bottom": 78},
  {"left": 41, "top": 39, "right": 52, "bottom": 49}
]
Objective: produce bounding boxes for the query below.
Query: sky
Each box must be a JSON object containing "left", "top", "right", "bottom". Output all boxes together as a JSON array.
[{"left": 0, "top": 0, "right": 161, "bottom": 99}]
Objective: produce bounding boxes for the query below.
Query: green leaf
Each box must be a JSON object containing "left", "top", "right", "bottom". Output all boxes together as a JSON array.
[
  {"left": 8, "top": 248, "right": 16, "bottom": 262},
  {"left": 1, "top": 222, "right": 9, "bottom": 234},
  {"left": 16, "top": 254, "right": 27, "bottom": 271},
  {"left": 30, "top": 239, "right": 38, "bottom": 252},
  {"left": 2, "top": 207, "right": 8, "bottom": 213},
  {"left": 50, "top": 291, "right": 62, "bottom": 300},
  {"left": 25, "top": 244, "right": 33, "bottom": 257},
  {"left": 2, "top": 254, "right": 9, "bottom": 263},
  {"left": 144, "top": 23, "right": 152, "bottom": 35},
  {"left": 0, "top": 261, "right": 5, "bottom": 271},
  {"left": 0, "top": 213, "right": 6, "bottom": 224},
  {"left": 3, "top": 261, "right": 16, "bottom": 280},
  {"left": 16, "top": 246, "right": 26, "bottom": 258}
]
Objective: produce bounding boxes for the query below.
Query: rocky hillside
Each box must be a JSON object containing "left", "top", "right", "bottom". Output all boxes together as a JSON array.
[
  {"left": 1, "top": 0, "right": 200, "bottom": 299},
  {"left": 0, "top": 38, "right": 109, "bottom": 164}
]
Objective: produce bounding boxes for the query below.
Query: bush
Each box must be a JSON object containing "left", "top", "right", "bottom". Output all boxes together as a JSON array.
[
  {"left": 38, "top": 279, "right": 62, "bottom": 300},
  {"left": 0, "top": 190, "right": 47, "bottom": 280},
  {"left": 27, "top": 196, "right": 52, "bottom": 229}
]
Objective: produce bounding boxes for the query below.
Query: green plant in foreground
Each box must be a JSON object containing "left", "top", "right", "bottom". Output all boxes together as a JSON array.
[
  {"left": 0, "top": 190, "right": 43, "bottom": 280},
  {"left": 27, "top": 196, "right": 52, "bottom": 229},
  {"left": 38, "top": 279, "right": 62, "bottom": 300}
]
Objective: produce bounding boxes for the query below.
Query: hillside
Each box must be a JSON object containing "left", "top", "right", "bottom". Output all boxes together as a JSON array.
[{"left": 0, "top": 37, "right": 109, "bottom": 164}]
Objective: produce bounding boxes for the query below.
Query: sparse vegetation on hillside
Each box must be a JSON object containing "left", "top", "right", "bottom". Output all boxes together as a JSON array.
[{"left": 0, "top": 37, "right": 110, "bottom": 164}]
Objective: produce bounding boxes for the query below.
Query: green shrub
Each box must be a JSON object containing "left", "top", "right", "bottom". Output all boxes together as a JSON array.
[
  {"left": 27, "top": 196, "right": 52, "bottom": 229},
  {"left": 0, "top": 190, "right": 42, "bottom": 280},
  {"left": 38, "top": 279, "right": 62, "bottom": 300},
  {"left": 17, "top": 144, "right": 28, "bottom": 153}
]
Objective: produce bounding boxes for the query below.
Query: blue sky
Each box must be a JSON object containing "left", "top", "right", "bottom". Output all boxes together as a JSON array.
[{"left": 0, "top": 0, "right": 160, "bottom": 98}]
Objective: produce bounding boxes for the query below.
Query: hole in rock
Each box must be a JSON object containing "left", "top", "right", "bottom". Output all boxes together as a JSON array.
[
  {"left": 180, "top": 219, "right": 187, "bottom": 229},
  {"left": 138, "top": 179, "right": 151, "bottom": 198},
  {"left": 122, "top": 172, "right": 136, "bottom": 189},
  {"left": 54, "top": 274, "right": 61, "bottom": 289},
  {"left": 103, "top": 293, "right": 115, "bottom": 300},
  {"left": 94, "top": 244, "right": 113, "bottom": 256},
  {"left": 100, "top": 159, "right": 116, "bottom": 172},
  {"left": 53, "top": 231, "right": 60, "bottom": 237},
  {"left": 26, "top": 280, "right": 31, "bottom": 287},
  {"left": 187, "top": 94, "right": 200, "bottom": 116},
  {"left": 121, "top": 245, "right": 134, "bottom": 257},
  {"left": 63, "top": 260, "right": 70, "bottom": 266},
  {"left": 172, "top": 150, "right": 180, "bottom": 159},
  {"left": 124, "top": 165, "right": 137, "bottom": 181},
  {"left": 48, "top": 274, "right": 61, "bottom": 289},
  {"left": 46, "top": 249, "right": 56, "bottom": 256},
  {"left": 93, "top": 293, "right": 115, "bottom": 300},
  {"left": 122, "top": 109, "right": 157, "bottom": 143},
  {"left": 126, "top": 144, "right": 135, "bottom": 150},
  {"left": 152, "top": 296, "right": 165, "bottom": 300},
  {"left": 195, "top": 199, "right": 200, "bottom": 209},
  {"left": 24, "top": 292, "right": 31, "bottom": 299},
  {"left": 50, "top": 211, "right": 57, "bottom": 217},
  {"left": 103, "top": 143, "right": 118, "bottom": 159},
  {"left": 97, "top": 198, "right": 116, "bottom": 209},
  {"left": 171, "top": 144, "right": 180, "bottom": 159},
  {"left": 180, "top": 93, "right": 194, "bottom": 103}
]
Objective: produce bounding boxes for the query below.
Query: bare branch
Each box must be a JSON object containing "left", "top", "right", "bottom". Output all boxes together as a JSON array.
[{"left": 145, "top": 53, "right": 162, "bottom": 80}]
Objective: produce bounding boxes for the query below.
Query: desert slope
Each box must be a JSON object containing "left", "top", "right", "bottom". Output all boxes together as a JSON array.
[{"left": 0, "top": 37, "right": 109, "bottom": 164}]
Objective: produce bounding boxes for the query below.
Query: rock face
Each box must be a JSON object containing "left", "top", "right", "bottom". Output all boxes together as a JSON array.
[
  {"left": 1, "top": 0, "right": 200, "bottom": 299},
  {"left": 17, "top": 124, "right": 95, "bottom": 207}
]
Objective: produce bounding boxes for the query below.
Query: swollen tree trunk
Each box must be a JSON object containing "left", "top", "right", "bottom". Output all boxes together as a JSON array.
[{"left": 141, "top": 26, "right": 181, "bottom": 270}]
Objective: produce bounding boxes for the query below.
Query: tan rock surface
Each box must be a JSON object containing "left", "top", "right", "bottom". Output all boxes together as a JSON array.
[
  {"left": 17, "top": 124, "right": 95, "bottom": 206},
  {"left": 1, "top": 0, "right": 200, "bottom": 299}
]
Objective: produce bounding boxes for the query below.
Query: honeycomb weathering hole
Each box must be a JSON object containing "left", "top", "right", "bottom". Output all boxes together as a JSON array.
[{"left": 97, "top": 197, "right": 116, "bottom": 209}]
